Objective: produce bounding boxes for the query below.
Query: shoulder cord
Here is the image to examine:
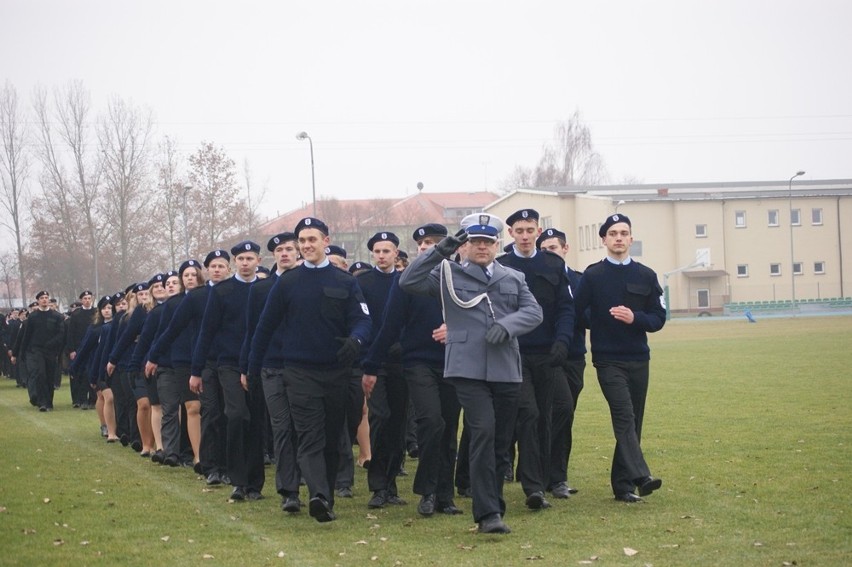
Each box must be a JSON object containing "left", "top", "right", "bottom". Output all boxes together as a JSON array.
[{"left": 439, "top": 259, "right": 496, "bottom": 321}]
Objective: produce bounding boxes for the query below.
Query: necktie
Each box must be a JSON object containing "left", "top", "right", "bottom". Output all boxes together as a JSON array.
[{"left": 481, "top": 265, "right": 491, "bottom": 280}]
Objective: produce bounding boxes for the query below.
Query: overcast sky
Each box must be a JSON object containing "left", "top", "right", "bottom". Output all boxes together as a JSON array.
[{"left": 3, "top": 0, "right": 851, "bottom": 216}]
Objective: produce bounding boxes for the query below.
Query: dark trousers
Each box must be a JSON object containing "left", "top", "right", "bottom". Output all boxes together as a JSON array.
[
  {"left": 199, "top": 363, "right": 227, "bottom": 475},
  {"left": 449, "top": 377, "right": 520, "bottom": 523},
  {"left": 455, "top": 418, "right": 471, "bottom": 492},
  {"left": 596, "top": 360, "right": 652, "bottom": 494},
  {"left": 366, "top": 362, "right": 408, "bottom": 495},
  {"left": 157, "top": 367, "right": 184, "bottom": 459},
  {"left": 26, "top": 349, "right": 57, "bottom": 409},
  {"left": 336, "top": 367, "right": 364, "bottom": 490},
  {"left": 70, "top": 367, "right": 89, "bottom": 406},
  {"left": 406, "top": 364, "right": 460, "bottom": 502},
  {"left": 114, "top": 370, "right": 139, "bottom": 443},
  {"left": 218, "top": 365, "right": 265, "bottom": 492},
  {"left": 549, "top": 359, "right": 585, "bottom": 488},
  {"left": 283, "top": 365, "right": 347, "bottom": 508},
  {"left": 515, "top": 353, "right": 555, "bottom": 495},
  {"left": 261, "top": 367, "right": 300, "bottom": 496}
]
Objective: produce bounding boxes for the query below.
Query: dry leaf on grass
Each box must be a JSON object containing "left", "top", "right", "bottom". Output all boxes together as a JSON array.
[
  {"left": 80, "top": 541, "right": 90, "bottom": 546},
  {"left": 355, "top": 540, "right": 368, "bottom": 545},
  {"left": 526, "top": 555, "right": 544, "bottom": 560},
  {"left": 202, "top": 554, "right": 215, "bottom": 559},
  {"left": 53, "top": 539, "right": 64, "bottom": 546},
  {"left": 623, "top": 547, "right": 638, "bottom": 556},
  {"left": 277, "top": 551, "right": 285, "bottom": 558},
  {"left": 160, "top": 536, "right": 170, "bottom": 542},
  {"left": 43, "top": 498, "right": 51, "bottom": 504}
]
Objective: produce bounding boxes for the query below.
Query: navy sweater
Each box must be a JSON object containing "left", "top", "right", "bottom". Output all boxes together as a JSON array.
[
  {"left": 149, "top": 293, "right": 196, "bottom": 368},
  {"left": 132, "top": 302, "right": 165, "bottom": 370},
  {"left": 192, "top": 276, "right": 254, "bottom": 376},
  {"left": 573, "top": 259, "right": 666, "bottom": 362},
  {"left": 69, "top": 322, "right": 102, "bottom": 378},
  {"left": 565, "top": 267, "right": 588, "bottom": 360},
  {"left": 239, "top": 276, "right": 286, "bottom": 375},
  {"left": 497, "top": 250, "right": 575, "bottom": 353},
  {"left": 108, "top": 306, "right": 147, "bottom": 370},
  {"left": 249, "top": 263, "right": 372, "bottom": 372},
  {"left": 362, "top": 274, "right": 445, "bottom": 375}
]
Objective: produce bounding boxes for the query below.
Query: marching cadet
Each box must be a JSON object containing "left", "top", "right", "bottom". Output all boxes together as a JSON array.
[
  {"left": 67, "top": 290, "right": 95, "bottom": 409},
  {"left": 11, "top": 291, "right": 66, "bottom": 412},
  {"left": 249, "top": 217, "right": 371, "bottom": 523},
  {"left": 357, "top": 231, "right": 408, "bottom": 509},
  {"left": 497, "top": 209, "right": 575, "bottom": 510},
  {"left": 325, "top": 245, "right": 348, "bottom": 271},
  {"left": 399, "top": 214, "right": 543, "bottom": 535},
  {"left": 94, "top": 292, "right": 128, "bottom": 441},
  {"left": 363, "top": 223, "right": 463, "bottom": 517},
  {"left": 573, "top": 214, "right": 665, "bottom": 503},
  {"left": 70, "top": 295, "right": 114, "bottom": 437},
  {"left": 240, "top": 232, "right": 303, "bottom": 512},
  {"left": 191, "top": 241, "right": 264, "bottom": 501},
  {"left": 145, "top": 264, "right": 204, "bottom": 468},
  {"left": 133, "top": 273, "right": 170, "bottom": 461},
  {"left": 536, "top": 228, "right": 586, "bottom": 498}
]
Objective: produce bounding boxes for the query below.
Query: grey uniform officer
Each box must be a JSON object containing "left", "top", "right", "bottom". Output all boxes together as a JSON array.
[{"left": 399, "top": 214, "right": 543, "bottom": 534}]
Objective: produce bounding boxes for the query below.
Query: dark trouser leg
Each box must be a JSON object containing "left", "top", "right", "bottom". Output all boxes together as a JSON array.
[
  {"left": 26, "top": 351, "right": 44, "bottom": 407},
  {"left": 596, "top": 361, "right": 650, "bottom": 495},
  {"left": 200, "top": 363, "right": 226, "bottom": 475},
  {"left": 549, "top": 359, "right": 585, "bottom": 487},
  {"left": 112, "top": 369, "right": 131, "bottom": 439},
  {"left": 515, "top": 353, "right": 554, "bottom": 496},
  {"left": 449, "top": 377, "right": 520, "bottom": 523},
  {"left": 366, "top": 363, "right": 408, "bottom": 495},
  {"left": 218, "top": 366, "right": 257, "bottom": 489},
  {"left": 245, "top": 373, "right": 267, "bottom": 492},
  {"left": 157, "top": 367, "right": 181, "bottom": 459},
  {"left": 336, "top": 368, "right": 363, "bottom": 490},
  {"left": 284, "top": 366, "right": 347, "bottom": 509},
  {"left": 455, "top": 417, "right": 470, "bottom": 492},
  {"left": 406, "top": 364, "right": 460, "bottom": 501},
  {"left": 261, "top": 367, "right": 300, "bottom": 495}
]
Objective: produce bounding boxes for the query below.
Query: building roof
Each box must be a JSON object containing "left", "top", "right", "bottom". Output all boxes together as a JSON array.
[{"left": 258, "top": 191, "right": 499, "bottom": 235}]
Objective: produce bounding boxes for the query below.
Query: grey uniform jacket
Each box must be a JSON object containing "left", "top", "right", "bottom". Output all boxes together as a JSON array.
[{"left": 399, "top": 247, "right": 543, "bottom": 383}]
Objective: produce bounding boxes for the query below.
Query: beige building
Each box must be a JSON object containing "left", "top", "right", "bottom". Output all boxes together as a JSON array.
[{"left": 485, "top": 179, "right": 852, "bottom": 316}]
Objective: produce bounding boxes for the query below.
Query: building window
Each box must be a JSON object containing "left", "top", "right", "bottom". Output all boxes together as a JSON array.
[
  {"left": 793, "top": 262, "right": 803, "bottom": 276},
  {"left": 578, "top": 228, "right": 584, "bottom": 251},
  {"left": 737, "top": 264, "right": 749, "bottom": 278},
  {"left": 812, "top": 208, "right": 823, "bottom": 225},
  {"left": 540, "top": 216, "right": 553, "bottom": 230},
  {"left": 735, "top": 211, "right": 746, "bottom": 228},
  {"left": 695, "top": 224, "right": 707, "bottom": 238},
  {"left": 768, "top": 210, "right": 779, "bottom": 226},
  {"left": 585, "top": 226, "right": 591, "bottom": 250},
  {"left": 791, "top": 208, "right": 801, "bottom": 226},
  {"left": 697, "top": 289, "right": 710, "bottom": 309},
  {"left": 814, "top": 261, "right": 825, "bottom": 275},
  {"left": 770, "top": 263, "right": 781, "bottom": 276}
]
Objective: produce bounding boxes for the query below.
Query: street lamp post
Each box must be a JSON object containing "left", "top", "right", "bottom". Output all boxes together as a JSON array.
[
  {"left": 296, "top": 131, "right": 316, "bottom": 216},
  {"left": 182, "top": 183, "right": 192, "bottom": 260},
  {"left": 615, "top": 199, "right": 626, "bottom": 213},
  {"left": 788, "top": 170, "right": 805, "bottom": 305}
]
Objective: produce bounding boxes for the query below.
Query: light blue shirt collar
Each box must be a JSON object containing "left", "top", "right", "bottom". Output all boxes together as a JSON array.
[
  {"left": 233, "top": 273, "right": 258, "bottom": 283},
  {"left": 303, "top": 258, "right": 331, "bottom": 269},
  {"left": 512, "top": 245, "right": 537, "bottom": 259},
  {"left": 605, "top": 256, "right": 632, "bottom": 265}
]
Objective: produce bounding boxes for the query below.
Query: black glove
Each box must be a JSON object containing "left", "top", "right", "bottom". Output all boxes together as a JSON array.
[
  {"left": 548, "top": 341, "right": 569, "bottom": 367},
  {"left": 336, "top": 337, "right": 361, "bottom": 367},
  {"left": 435, "top": 230, "right": 470, "bottom": 258},
  {"left": 485, "top": 323, "right": 509, "bottom": 344}
]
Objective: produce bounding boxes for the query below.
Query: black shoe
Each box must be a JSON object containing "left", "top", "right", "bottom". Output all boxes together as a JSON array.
[
  {"left": 478, "top": 513, "right": 511, "bottom": 534},
  {"left": 119, "top": 434, "right": 129, "bottom": 447},
  {"left": 100, "top": 424, "right": 108, "bottom": 438},
  {"left": 163, "top": 455, "right": 180, "bottom": 467},
  {"left": 436, "top": 500, "right": 464, "bottom": 515},
  {"left": 615, "top": 492, "right": 643, "bottom": 503},
  {"left": 193, "top": 462, "right": 204, "bottom": 475},
  {"left": 308, "top": 496, "right": 336, "bottom": 522},
  {"left": 151, "top": 449, "right": 164, "bottom": 464},
  {"left": 221, "top": 475, "right": 232, "bottom": 486},
  {"left": 140, "top": 451, "right": 151, "bottom": 458},
  {"left": 230, "top": 486, "right": 247, "bottom": 501},
  {"left": 336, "top": 486, "right": 353, "bottom": 498},
  {"left": 504, "top": 469, "right": 514, "bottom": 482},
  {"left": 246, "top": 490, "right": 264, "bottom": 501},
  {"left": 549, "top": 482, "right": 572, "bottom": 499},
  {"left": 368, "top": 490, "right": 388, "bottom": 509},
  {"left": 131, "top": 440, "right": 143, "bottom": 452},
  {"left": 636, "top": 476, "right": 662, "bottom": 497},
  {"left": 417, "top": 494, "right": 436, "bottom": 516},
  {"left": 457, "top": 487, "right": 473, "bottom": 498},
  {"left": 386, "top": 494, "right": 407, "bottom": 506},
  {"left": 398, "top": 467, "right": 408, "bottom": 477},
  {"left": 281, "top": 494, "right": 301, "bottom": 513},
  {"left": 264, "top": 453, "right": 272, "bottom": 466},
  {"left": 206, "top": 472, "right": 222, "bottom": 486},
  {"left": 72, "top": 403, "right": 80, "bottom": 409},
  {"left": 525, "top": 491, "right": 548, "bottom": 510},
  {"left": 38, "top": 406, "right": 47, "bottom": 412},
  {"left": 407, "top": 444, "right": 420, "bottom": 459}
]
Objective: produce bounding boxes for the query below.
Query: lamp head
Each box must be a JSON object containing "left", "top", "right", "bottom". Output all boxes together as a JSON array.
[{"left": 296, "top": 131, "right": 309, "bottom": 140}]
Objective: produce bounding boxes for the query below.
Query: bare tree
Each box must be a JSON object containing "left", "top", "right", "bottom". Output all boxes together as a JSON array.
[
  {"left": 153, "top": 135, "right": 186, "bottom": 268},
  {"left": 500, "top": 109, "right": 607, "bottom": 191},
  {"left": 188, "top": 142, "right": 243, "bottom": 251},
  {"left": 0, "top": 251, "right": 18, "bottom": 308},
  {"left": 242, "top": 157, "right": 267, "bottom": 238},
  {"left": 0, "top": 80, "right": 29, "bottom": 303},
  {"left": 32, "top": 81, "right": 105, "bottom": 296},
  {"left": 98, "top": 95, "right": 154, "bottom": 281}
]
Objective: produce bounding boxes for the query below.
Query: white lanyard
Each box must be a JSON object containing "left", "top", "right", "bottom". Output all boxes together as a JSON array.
[{"left": 439, "top": 259, "right": 496, "bottom": 321}]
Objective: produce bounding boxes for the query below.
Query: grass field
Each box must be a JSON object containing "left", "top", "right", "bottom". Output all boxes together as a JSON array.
[{"left": 1, "top": 315, "right": 851, "bottom": 566}]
